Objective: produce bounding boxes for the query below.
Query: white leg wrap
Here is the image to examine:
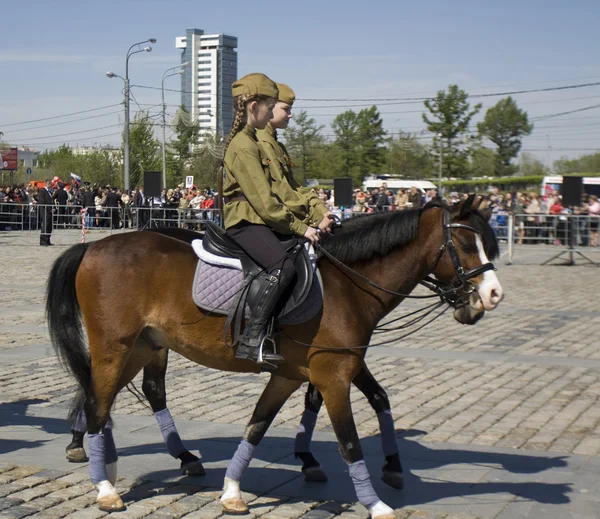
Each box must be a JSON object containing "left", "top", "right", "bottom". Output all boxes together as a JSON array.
[
  {"left": 106, "top": 461, "right": 118, "bottom": 486},
  {"left": 369, "top": 501, "right": 395, "bottom": 518},
  {"left": 221, "top": 477, "right": 242, "bottom": 502},
  {"left": 95, "top": 480, "right": 119, "bottom": 501}
]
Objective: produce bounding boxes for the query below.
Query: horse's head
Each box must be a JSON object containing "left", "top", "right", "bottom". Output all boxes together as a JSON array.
[{"left": 430, "top": 195, "right": 503, "bottom": 324}]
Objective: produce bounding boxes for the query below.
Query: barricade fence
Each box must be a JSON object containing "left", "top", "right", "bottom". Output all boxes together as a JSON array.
[{"left": 1, "top": 202, "right": 598, "bottom": 263}]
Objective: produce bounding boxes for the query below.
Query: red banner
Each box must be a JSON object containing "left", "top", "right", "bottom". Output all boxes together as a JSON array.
[{"left": 0, "top": 148, "right": 18, "bottom": 170}]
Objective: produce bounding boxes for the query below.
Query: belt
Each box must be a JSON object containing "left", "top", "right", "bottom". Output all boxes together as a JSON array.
[{"left": 223, "top": 195, "right": 247, "bottom": 204}]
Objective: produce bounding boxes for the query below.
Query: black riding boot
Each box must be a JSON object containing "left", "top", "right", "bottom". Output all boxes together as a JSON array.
[{"left": 236, "top": 270, "right": 294, "bottom": 369}]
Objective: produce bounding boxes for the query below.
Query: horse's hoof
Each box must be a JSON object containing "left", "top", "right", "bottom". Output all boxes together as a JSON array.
[
  {"left": 221, "top": 497, "right": 249, "bottom": 515},
  {"left": 382, "top": 470, "right": 404, "bottom": 489},
  {"left": 66, "top": 447, "right": 89, "bottom": 463},
  {"left": 97, "top": 496, "right": 125, "bottom": 512},
  {"left": 182, "top": 459, "right": 206, "bottom": 476},
  {"left": 302, "top": 465, "right": 328, "bottom": 482}
]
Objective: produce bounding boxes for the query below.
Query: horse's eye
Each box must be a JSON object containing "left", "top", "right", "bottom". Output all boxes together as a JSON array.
[{"left": 459, "top": 240, "right": 478, "bottom": 254}]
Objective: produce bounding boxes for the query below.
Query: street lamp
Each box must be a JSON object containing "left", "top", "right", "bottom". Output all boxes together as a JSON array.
[
  {"left": 437, "top": 132, "right": 443, "bottom": 196},
  {"left": 161, "top": 62, "right": 190, "bottom": 190},
  {"left": 107, "top": 38, "right": 156, "bottom": 192}
]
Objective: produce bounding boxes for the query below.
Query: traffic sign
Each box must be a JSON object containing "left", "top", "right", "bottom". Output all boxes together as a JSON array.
[
  {"left": 26, "top": 168, "right": 32, "bottom": 175},
  {"left": 185, "top": 176, "right": 194, "bottom": 189}
]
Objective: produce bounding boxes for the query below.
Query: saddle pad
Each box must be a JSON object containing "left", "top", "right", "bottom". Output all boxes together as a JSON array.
[{"left": 192, "top": 258, "right": 323, "bottom": 326}]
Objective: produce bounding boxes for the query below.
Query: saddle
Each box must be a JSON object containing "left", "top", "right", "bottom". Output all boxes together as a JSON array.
[{"left": 195, "top": 223, "right": 318, "bottom": 343}]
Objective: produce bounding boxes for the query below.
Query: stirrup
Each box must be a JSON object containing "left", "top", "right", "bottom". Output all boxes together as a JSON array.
[{"left": 257, "top": 335, "right": 283, "bottom": 365}]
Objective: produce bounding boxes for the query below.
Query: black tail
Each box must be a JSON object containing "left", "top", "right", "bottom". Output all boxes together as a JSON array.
[{"left": 46, "top": 243, "right": 91, "bottom": 422}]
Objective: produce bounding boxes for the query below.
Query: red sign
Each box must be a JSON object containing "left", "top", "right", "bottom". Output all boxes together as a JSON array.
[{"left": 0, "top": 148, "right": 18, "bottom": 170}]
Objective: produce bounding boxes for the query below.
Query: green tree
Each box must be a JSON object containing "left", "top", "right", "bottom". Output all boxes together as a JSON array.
[
  {"left": 128, "top": 111, "right": 160, "bottom": 189},
  {"left": 167, "top": 105, "right": 200, "bottom": 186},
  {"left": 330, "top": 106, "right": 387, "bottom": 184},
  {"left": 283, "top": 111, "right": 325, "bottom": 184},
  {"left": 469, "top": 145, "right": 496, "bottom": 177},
  {"left": 386, "top": 131, "right": 434, "bottom": 179},
  {"left": 477, "top": 97, "right": 533, "bottom": 176},
  {"left": 188, "top": 132, "right": 223, "bottom": 190},
  {"left": 423, "top": 85, "right": 482, "bottom": 179},
  {"left": 519, "top": 152, "right": 549, "bottom": 176},
  {"left": 554, "top": 152, "right": 600, "bottom": 174}
]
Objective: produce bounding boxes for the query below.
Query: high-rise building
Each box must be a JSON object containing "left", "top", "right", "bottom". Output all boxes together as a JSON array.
[{"left": 176, "top": 28, "right": 238, "bottom": 137}]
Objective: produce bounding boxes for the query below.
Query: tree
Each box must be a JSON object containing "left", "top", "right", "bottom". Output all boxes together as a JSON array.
[
  {"left": 283, "top": 111, "right": 324, "bottom": 184},
  {"left": 331, "top": 110, "right": 359, "bottom": 181},
  {"left": 477, "top": 97, "right": 533, "bottom": 176},
  {"left": 355, "top": 106, "right": 387, "bottom": 180},
  {"left": 167, "top": 105, "right": 200, "bottom": 186},
  {"left": 554, "top": 152, "right": 600, "bottom": 174},
  {"left": 519, "top": 152, "right": 549, "bottom": 176},
  {"left": 386, "top": 132, "right": 434, "bottom": 179},
  {"left": 128, "top": 111, "right": 160, "bottom": 189},
  {"left": 469, "top": 145, "right": 496, "bottom": 177},
  {"left": 330, "top": 106, "right": 387, "bottom": 184},
  {"left": 188, "top": 132, "right": 223, "bottom": 190},
  {"left": 423, "top": 85, "right": 482, "bottom": 179}
]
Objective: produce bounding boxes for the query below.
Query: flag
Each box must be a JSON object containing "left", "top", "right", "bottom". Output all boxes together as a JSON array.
[{"left": 70, "top": 172, "right": 82, "bottom": 183}]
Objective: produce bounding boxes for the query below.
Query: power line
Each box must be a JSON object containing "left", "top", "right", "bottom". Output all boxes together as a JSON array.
[
  {"left": 5, "top": 110, "right": 123, "bottom": 134},
  {"left": 1, "top": 103, "right": 122, "bottom": 128},
  {"left": 18, "top": 124, "right": 122, "bottom": 143}
]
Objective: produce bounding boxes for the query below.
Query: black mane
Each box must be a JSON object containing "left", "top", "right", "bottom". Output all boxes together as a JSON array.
[
  {"left": 320, "top": 200, "right": 447, "bottom": 264},
  {"left": 320, "top": 199, "right": 499, "bottom": 264}
]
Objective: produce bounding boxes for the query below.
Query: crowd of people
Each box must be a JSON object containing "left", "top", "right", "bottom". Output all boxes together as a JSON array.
[{"left": 1, "top": 181, "right": 598, "bottom": 248}]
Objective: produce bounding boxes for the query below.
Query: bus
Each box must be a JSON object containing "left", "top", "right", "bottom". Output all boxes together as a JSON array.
[{"left": 541, "top": 176, "right": 600, "bottom": 197}]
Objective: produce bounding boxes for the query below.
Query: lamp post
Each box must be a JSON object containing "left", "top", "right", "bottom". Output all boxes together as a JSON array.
[
  {"left": 161, "top": 62, "right": 189, "bottom": 190},
  {"left": 107, "top": 38, "right": 156, "bottom": 193},
  {"left": 437, "top": 132, "right": 443, "bottom": 196}
]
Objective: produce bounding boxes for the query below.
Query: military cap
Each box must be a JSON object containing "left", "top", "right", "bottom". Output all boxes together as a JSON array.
[
  {"left": 232, "top": 73, "right": 278, "bottom": 99},
  {"left": 276, "top": 83, "right": 295, "bottom": 106}
]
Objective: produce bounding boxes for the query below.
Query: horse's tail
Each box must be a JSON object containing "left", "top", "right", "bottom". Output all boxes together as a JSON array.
[{"left": 46, "top": 243, "right": 91, "bottom": 405}]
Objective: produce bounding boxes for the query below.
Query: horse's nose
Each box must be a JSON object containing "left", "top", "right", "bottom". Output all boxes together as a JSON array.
[{"left": 489, "top": 287, "right": 503, "bottom": 306}]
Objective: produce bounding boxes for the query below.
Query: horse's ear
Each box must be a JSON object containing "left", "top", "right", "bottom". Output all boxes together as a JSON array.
[
  {"left": 456, "top": 194, "right": 476, "bottom": 219},
  {"left": 479, "top": 207, "right": 493, "bottom": 222},
  {"left": 471, "top": 195, "right": 483, "bottom": 211}
]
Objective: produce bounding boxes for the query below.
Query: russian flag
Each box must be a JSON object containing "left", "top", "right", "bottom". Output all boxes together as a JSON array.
[{"left": 70, "top": 172, "right": 82, "bottom": 183}]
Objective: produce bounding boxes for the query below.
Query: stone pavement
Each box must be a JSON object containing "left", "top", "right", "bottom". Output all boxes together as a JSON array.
[{"left": 1, "top": 230, "right": 600, "bottom": 518}]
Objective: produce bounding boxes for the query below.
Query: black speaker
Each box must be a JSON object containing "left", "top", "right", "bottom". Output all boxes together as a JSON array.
[
  {"left": 334, "top": 177, "right": 354, "bottom": 207},
  {"left": 562, "top": 176, "right": 583, "bottom": 207},
  {"left": 144, "top": 171, "right": 162, "bottom": 198}
]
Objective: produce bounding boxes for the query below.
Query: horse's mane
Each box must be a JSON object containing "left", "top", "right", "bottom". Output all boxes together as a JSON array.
[
  {"left": 320, "top": 200, "right": 447, "bottom": 265},
  {"left": 320, "top": 198, "right": 499, "bottom": 264}
]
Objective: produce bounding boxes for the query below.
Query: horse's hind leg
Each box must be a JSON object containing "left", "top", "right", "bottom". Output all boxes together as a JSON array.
[
  {"left": 294, "top": 383, "right": 328, "bottom": 482},
  {"left": 221, "top": 375, "right": 301, "bottom": 514},
  {"left": 316, "top": 368, "right": 395, "bottom": 519},
  {"left": 353, "top": 365, "right": 403, "bottom": 489},
  {"left": 66, "top": 407, "right": 88, "bottom": 462},
  {"left": 141, "top": 346, "right": 205, "bottom": 476},
  {"left": 85, "top": 335, "right": 135, "bottom": 512}
]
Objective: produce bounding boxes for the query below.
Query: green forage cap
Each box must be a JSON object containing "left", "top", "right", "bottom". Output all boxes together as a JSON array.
[
  {"left": 276, "top": 83, "right": 295, "bottom": 105},
  {"left": 232, "top": 73, "right": 278, "bottom": 99}
]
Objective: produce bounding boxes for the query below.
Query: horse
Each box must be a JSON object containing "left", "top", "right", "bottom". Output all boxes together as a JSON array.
[{"left": 47, "top": 196, "right": 502, "bottom": 518}]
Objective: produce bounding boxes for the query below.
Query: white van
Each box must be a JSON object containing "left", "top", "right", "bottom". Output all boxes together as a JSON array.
[
  {"left": 541, "top": 176, "right": 600, "bottom": 197},
  {"left": 362, "top": 179, "right": 438, "bottom": 193}
]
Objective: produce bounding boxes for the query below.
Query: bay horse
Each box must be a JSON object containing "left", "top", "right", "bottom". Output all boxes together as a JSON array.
[{"left": 47, "top": 196, "right": 502, "bottom": 518}]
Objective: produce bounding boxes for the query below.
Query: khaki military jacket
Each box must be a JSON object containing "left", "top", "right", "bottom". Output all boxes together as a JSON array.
[
  {"left": 223, "top": 125, "right": 308, "bottom": 236},
  {"left": 257, "top": 124, "right": 328, "bottom": 226}
]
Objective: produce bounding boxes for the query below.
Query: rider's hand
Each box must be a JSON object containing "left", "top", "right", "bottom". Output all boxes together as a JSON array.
[
  {"left": 318, "top": 215, "right": 333, "bottom": 233},
  {"left": 304, "top": 227, "right": 320, "bottom": 244}
]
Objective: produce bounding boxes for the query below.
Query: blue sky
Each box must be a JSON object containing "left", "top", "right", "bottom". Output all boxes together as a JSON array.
[{"left": 1, "top": 0, "right": 599, "bottom": 165}]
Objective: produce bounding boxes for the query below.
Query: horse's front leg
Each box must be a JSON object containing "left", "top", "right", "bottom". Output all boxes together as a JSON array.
[
  {"left": 294, "top": 383, "right": 328, "bottom": 481},
  {"left": 317, "top": 371, "right": 395, "bottom": 519},
  {"left": 221, "top": 374, "right": 302, "bottom": 514},
  {"left": 353, "top": 365, "right": 403, "bottom": 489}
]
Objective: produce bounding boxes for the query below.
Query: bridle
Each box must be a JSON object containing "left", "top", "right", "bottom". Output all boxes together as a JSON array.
[{"left": 420, "top": 206, "right": 496, "bottom": 306}]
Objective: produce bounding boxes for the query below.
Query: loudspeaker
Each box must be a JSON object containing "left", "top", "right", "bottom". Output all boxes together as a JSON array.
[
  {"left": 562, "top": 176, "right": 583, "bottom": 207},
  {"left": 144, "top": 171, "right": 162, "bottom": 198},
  {"left": 334, "top": 177, "right": 354, "bottom": 207}
]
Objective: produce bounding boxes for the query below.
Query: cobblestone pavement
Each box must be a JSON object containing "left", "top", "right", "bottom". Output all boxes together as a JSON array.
[{"left": 1, "top": 230, "right": 600, "bottom": 518}]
